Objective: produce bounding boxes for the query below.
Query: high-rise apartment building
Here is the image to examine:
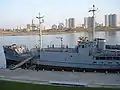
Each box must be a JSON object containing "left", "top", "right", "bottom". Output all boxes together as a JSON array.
[
  {"left": 84, "top": 17, "right": 88, "bottom": 28},
  {"left": 108, "top": 14, "right": 113, "bottom": 27},
  {"left": 105, "top": 15, "right": 109, "bottom": 27},
  {"left": 68, "top": 18, "right": 75, "bottom": 29},
  {"left": 87, "top": 17, "right": 93, "bottom": 28},
  {"left": 65, "top": 19, "right": 69, "bottom": 28},
  {"left": 112, "top": 14, "right": 117, "bottom": 27},
  {"left": 105, "top": 14, "right": 117, "bottom": 27},
  {"left": 84, "top": 17, "right": 93, "bottom": 28}
]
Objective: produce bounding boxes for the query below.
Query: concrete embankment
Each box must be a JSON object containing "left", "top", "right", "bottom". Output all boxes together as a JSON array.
[{"left": 0, "top": 69, "right": 120, "bottom": 88}]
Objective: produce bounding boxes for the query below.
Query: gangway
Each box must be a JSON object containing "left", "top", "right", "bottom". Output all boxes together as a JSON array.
[{"left": 10, "top": 57, "right": 33, "bottom": 70}]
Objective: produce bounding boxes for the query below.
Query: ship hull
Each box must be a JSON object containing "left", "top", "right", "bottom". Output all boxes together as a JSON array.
[
  {"left": 3, "top": 45, "right": 120, "bottom": 72},
  {"left": 37, "top": 64, "right": 120, "bottom": 73},
  {"left": 6, "top": 59, "right": 120, "bottom": 73}
]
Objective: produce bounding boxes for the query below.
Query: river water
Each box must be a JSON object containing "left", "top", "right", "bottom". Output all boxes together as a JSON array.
[
  {"left": 0, "top": 31, "right": 120, "bottom": 49},
  {"left": 0, "top": 30, "right": 120, "bottom": 68}
]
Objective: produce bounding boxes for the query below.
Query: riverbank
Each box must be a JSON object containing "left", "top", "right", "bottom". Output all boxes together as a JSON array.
[
  {"left": 1, "top": 80, "right": 118, "bottom": 90},
  {"left": 0, "top": 28, "right": 120, "bottom": 36}
]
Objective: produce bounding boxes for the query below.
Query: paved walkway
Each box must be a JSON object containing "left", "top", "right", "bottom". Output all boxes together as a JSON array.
[{"left": 0, "top": 69, "right": 120, "bottom": 88}]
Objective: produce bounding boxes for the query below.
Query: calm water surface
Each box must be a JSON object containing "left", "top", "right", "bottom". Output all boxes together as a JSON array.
[{"left": 0, "top": 31, "right": 120, "bottom": 49}]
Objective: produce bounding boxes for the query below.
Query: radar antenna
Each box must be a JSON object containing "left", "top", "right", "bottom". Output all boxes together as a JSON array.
[{"left": 88, "top": 5, "right": 98, "bottom": 40}]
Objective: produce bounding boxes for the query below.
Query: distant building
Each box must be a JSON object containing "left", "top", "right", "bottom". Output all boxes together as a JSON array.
[
  {"left": 112, "top": 14, "right": 117, "bottom": 27},
  {"left": 84, "top": 17, "right": 93, "bottom": 28},
  {"left": 58, "top": 23, "right": 64, "bottom": 30},
  {"left": 84, "top": 17, "right": 88, "bottom": 28},
  {"left": 87, "top": 17, "right": 93, "bottom": 28},
  {"left": 65, "top": 19, "right": 69, "bottom": 28},
  {"left": 106, "top": 14, "right": 117, "bottom": 27},
  {"left": 26, "top": 24, "right": 31, "bottom": 31},
  {"left": 105, "top": 15, "right": 109, "bottom": 27},
  {"left": 68, "top": 18, "right": 75, "bottom": 29},
  {"left": 31, "top": 19, "right": 36, "bottom": 31},
  {"left": 108, "top": 14, "right": 113, "bottom": 27},
  {"left": 52, "top": 24, "right": 57, "bottom": 30},
  {"left": 27, "top": 24, "right": 31, "bottom": 29},
  {"left": 82, "top": 24, "right": 84, "bottom": 27}
]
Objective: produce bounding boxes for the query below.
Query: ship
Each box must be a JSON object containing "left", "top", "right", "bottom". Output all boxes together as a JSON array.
[{"left": 2, "top": 5, "right": 120, "bottom": 72}]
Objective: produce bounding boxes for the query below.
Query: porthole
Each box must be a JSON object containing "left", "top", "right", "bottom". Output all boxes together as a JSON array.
[{"left": 93, "top": 61, "right": 97, "bottom": 64}]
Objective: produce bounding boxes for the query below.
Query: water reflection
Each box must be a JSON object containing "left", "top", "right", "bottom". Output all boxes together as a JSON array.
[{"left": 1, "top": 31, "right": 120, "bottom": 49}]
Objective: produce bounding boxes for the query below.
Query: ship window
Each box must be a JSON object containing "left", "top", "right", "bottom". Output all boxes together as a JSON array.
[
  {"left": 101, "top": 62, "right": 104, "bottom": 64},
  {"left": 96, "top": 57, "right": 99, "bottom": 60},
  {"left": 93, "top": 61, "right": 97, "bottom": 64},
  {"left": 116, "top": 62, "right": 119, "bottom": 64},
  {"left": 106, "top": 57, "right": 112, "bottom": 60},
  {"left": 113, "top": 57, "right": 117, "bottom": 60},
  {"left": 100, "top": 57, "right": 105, "bottom": 60},
  {"left": 118, "top": 57, "right": 120, "bottom": 60},
  {"left": 116, "top": 57, "right": 119, "bottom": 60},
  {"left": 108, "top": 62, "right": 112, "bottom": 64},
  {"left": 114, "top": 57, "right": 120, "bottom": 60}
]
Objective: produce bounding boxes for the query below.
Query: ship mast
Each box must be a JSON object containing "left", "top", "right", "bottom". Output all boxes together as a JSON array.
[
  {"left": 36, "top": 12, "right": 44, "bottom": 51},
  {"left": 36, "top": 12, "right": 44, "bottom": 63},
  {"left": 89, "top": 5, "right": 98, "bottom": 41}
]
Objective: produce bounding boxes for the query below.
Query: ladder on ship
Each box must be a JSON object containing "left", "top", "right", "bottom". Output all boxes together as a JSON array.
[{"left": 10, "top": 56, "right": 34, "bottom": 70}]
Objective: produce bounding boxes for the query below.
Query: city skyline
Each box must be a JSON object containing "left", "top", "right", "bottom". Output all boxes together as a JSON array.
[{"left": 0, "top": 0, "right": 120, "bottom": 29}]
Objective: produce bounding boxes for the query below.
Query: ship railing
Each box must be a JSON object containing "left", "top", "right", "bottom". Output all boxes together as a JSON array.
[{"left": 42, "top": 48, "right": 77, "bottom": 53}]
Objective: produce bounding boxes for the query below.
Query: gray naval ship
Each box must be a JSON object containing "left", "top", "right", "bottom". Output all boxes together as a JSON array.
[{"left": 3, "top": 5, "right": 120, "bottom": 72}]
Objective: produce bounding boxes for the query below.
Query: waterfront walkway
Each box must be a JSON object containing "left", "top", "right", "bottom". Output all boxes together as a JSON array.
[{"left": 0, "top": 69, "right": 120, "bottom": 88}]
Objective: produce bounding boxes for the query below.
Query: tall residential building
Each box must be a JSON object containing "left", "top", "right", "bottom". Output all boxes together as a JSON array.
[
  {"left": 108, "top": 14, "right": 113, "bottom": 27},
  {"left": 107, "top": 14, "right": 117, "bottom": 27},
  {"left": 84, "top": 17, "right": 93, "bottom": 28},
  {"left": 65, "top": 19, "right": 69, "bottom": 28},
  {"left": 84, "top": 17, "right": 88, "bottom": 28},
  {"left": 68, "top": 18, "right": 75, "bottom": 29},
  {"left": 112, "top": 14, "right": 117, "bottom": 27},
  {"left": 87, "top": 17, "right": 93, "bottom": 28},
  {"left": 105, "top": 15, "right": 109, "bottom": 26}
]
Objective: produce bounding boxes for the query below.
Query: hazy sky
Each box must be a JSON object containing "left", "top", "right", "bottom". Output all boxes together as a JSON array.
[{"left": 0, "top": 0, "right": 120, "bottom": 29}]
